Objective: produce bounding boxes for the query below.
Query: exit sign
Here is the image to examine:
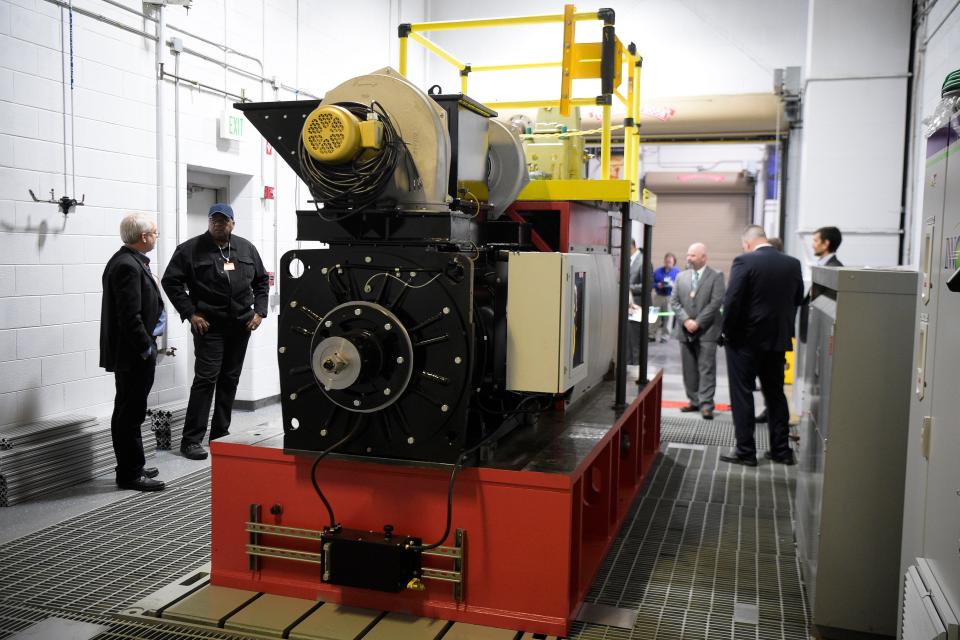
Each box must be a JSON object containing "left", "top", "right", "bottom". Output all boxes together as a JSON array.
[{"left": 219, "top": 109, "right": 245, "bottom": 141}]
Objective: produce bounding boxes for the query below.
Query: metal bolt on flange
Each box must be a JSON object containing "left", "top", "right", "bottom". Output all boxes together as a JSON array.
[
  {"left": 396, "top": 356, "right": 404, "bottom": 364},
  {"left": 442, "top": 307, "right": 450, "bottom": 315},
  {"left": 290, "top": 300, "right": 298, "bottom": 308},
  {"left": 289, "top": 393, "right": 297, "bottom": 400},
  {"left": 325, "top": 320, "right": 332, "bottom": 328},
  {"left": 320, "top": 429, "right": 328, "bottom": 436},
  {"left": 353, "top": 399, "right": 361, "bottom": 407},
  {"left": 384, "top": 323, "right": 392, "bottom": 330},
  {"left": 407, "top": 436, "right": 415, "bottom": 444},
  {"left": 279, "top": 346, "right": 286, "bottom": 354},
  {"left": 441, "top": 404, "right": 449, "bottom": 412},
  {"left": 354, "top": 308, "right": 362, "bottom": 316},
  {"left": 365, "top": 256, "right": 372, "bottom": 263},
  {"left": 454, "top": 356, "right": 462, "bottom": 364},
  {"left": 383, "top": 388, "right": 391, "bottom": 396}
]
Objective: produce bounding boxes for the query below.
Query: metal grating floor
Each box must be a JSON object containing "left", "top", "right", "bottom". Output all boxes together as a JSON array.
[
  {"left": 659, "top": 414, "right": 771, "bottom": 450},
  {"left": 0, "top": 422, "right": 810, "bottom": 639}
]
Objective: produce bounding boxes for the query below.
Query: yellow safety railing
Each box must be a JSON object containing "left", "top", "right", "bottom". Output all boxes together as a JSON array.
[{"left": 397, "top": 4, "right": 642, "bottom": 201}]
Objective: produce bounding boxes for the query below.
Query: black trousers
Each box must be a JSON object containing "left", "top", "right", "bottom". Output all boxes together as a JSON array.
[
  {"left": 111, "top": 351, "right": 156, "bottom": 482},
  {"left": 182, "top": 323, "right": 250, "bottom": 447},
  {"left": 725, "top": 345, "right": 791, "bottom": 458}
]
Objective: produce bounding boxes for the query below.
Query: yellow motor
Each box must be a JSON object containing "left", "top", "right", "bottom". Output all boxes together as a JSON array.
[{"left": 302, "top": 104, "right": 383, "bottom": 164}]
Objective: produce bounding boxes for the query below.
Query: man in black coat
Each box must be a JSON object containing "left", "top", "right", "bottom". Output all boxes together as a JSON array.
[
  {"left": 162, "top": 204, "right": 269, "bottom": 460},
  {"left": 720, "top": 225, "right": 803, "bottom": 466},
  {"left": 100, "top": 214, "right": 166, "bottom": 491}
]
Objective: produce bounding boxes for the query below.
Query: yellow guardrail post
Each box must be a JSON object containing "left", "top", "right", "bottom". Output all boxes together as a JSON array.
[
  {"left": 559, "top": 4, "right": 576, "bottom": 116},
  {"left": 460, "top": 65, "right": 470, "bottom": 94}
]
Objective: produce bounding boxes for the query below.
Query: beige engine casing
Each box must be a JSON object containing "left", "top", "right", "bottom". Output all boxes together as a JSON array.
[{"left": 323, "top": 67, "right": 452, "bottom": 212}]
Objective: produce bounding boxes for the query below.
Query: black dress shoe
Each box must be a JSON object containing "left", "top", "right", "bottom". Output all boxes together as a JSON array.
[
  {"left": 719, "top": 453, "right": 758, "bottom": 467},
  {"left": 755, "top": 409, "right": 768, "bottom": 423},
  {"left": 180, "top": 443, "right": 209, "bottom": 460},
  {"left": 680, "top": 404, "right": 699, "bottom": 413},
  {"left": 701, "top": 408, "right": 714, "bottom": 420},
  {"left": 117, "top": 474, "right": 165, "bottom": 492},
  {"left": 143, "top": 467, "right": 159, "bottom": 478},
  {"left": 763, "top": 451, "right": 796, "bottom": 465}
]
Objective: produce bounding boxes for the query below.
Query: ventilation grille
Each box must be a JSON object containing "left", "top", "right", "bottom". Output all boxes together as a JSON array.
[{"left": 902, "top": 559, "right": 959, "bottom": 640}]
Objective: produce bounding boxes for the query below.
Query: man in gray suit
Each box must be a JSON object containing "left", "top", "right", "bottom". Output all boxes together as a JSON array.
[{"left": 671, "top": 242, "right": 726, "bottom": 419}]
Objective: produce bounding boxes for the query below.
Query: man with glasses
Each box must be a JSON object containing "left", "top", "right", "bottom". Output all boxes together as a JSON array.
[
  {"left": 162, "top": 204, "right": 269, "bottom": 460},
  {"left": 100, "top": 214, "right": 166, "bottom": 491}
]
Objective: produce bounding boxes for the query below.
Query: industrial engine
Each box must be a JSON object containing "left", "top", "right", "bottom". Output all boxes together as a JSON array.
[{"left": 238, "top": 67, "right": 618, "bottom": 468}]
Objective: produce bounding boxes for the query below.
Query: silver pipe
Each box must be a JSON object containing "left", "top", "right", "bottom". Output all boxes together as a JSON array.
[
  {"left": 40, "top": 0, "right": 156, "bottom": 40},
  {"left": 924, "top": 0, "right": 960, "bottom": 44},
  {"left": 155, "top": 5, "right": 167, "bottom": 353},
  {"left": 804, "top": 72, "right": 912, "bottom": 93},
  {"left": 159, "top": 66, "right": 247, "bottom": 102},
  {"left": 68, "top": 0, "right": 76, "bottom": 197},
  {"left": 59, "top": 6, "right": 68, "bottom": 194},
  {"left": 174, "top": 51, "right": 181, "bottom": 248}
]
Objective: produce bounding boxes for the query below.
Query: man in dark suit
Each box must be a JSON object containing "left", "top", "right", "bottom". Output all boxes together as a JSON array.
[
  {"left": 671, "top": 242, "right": 725, "bottom": 419},
  {"left": 720, "top": 225, "right": 803, "bottom": 466},
  {"left": 100, "top": 214, "right": 166, "bottom": 491},
  {"left": 812, "top": 226, "right": 843, "bottom": 267}
]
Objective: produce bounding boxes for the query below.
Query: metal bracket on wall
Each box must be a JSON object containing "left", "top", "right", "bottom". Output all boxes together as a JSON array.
[{"left": 28, "top": 188, "right": 85, "bottom": 215}]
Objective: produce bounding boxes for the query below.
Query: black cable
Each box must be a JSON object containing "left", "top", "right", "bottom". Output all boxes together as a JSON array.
[
  {"left": 413, "top": 394, "right": 553, "bottom": 551},
  {"left": 298, "top": 101, "right": 421, "bottom": 221},
  {"left": 310, "top": 416, "right": 366, "bottom": 530}
]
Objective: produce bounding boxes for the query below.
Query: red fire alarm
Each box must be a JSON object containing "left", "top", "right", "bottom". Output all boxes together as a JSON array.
[
  {"left": 267, "top": 271, "right": 275, "bottom": 287},
  {"left": 265, "top": 141, "right": 273, "bottom": 155},
  {"left": 263, "top": 185, "right": 274, "bottom": 200}
]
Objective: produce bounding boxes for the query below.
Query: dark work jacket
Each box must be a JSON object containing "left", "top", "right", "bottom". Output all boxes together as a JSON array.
[
  {"left": 161, "top": 232, "right": 269, "bottom": 325},
  {"left": 100, "top": 247, "right": 163, "bottom": 372},
  {"left": 721, "top": 246, "right": 804, "bottom": 352}
]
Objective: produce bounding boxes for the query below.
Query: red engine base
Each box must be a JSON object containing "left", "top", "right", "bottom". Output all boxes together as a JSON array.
[{"left": 210, "top": 374, "right": 661, "bottom": 637}]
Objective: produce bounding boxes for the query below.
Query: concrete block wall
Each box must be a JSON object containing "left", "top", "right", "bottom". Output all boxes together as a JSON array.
[{"left": 0, "top": 0, "right": 427, "bottom": 427}]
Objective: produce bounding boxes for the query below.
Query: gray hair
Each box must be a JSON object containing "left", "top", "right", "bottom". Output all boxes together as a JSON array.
[
  {"left": 120, "top": 214, "right": 155, "bottom": 244},
  {"left": 741, "top": 224, "right": 766, "bottom": 242}
]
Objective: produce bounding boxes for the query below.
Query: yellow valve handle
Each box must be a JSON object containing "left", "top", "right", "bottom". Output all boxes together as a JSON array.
[{"left": 406, "top": 578, "right": 426, "bottom": 591}]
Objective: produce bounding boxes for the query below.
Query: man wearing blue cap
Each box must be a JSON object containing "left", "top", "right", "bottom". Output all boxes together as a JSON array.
[{"left": 162, "top": 203, "right": 269, "bottom": 460}]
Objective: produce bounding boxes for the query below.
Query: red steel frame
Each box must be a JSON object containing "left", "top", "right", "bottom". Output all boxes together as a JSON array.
[
  {"left": 210, "top": 373, "right": 661, "bottom": 637},
  {"left": 505, "top": 201, "right": 611, "bottom": 253}
]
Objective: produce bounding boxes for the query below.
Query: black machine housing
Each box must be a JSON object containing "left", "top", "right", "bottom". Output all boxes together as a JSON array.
[{"left": 236, "top": 92, "right": 547, "bottom": 466}]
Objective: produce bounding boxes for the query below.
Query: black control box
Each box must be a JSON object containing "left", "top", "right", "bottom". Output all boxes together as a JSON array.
[{"left": 320, "top": 526, "right": 422, "bottom": 593}]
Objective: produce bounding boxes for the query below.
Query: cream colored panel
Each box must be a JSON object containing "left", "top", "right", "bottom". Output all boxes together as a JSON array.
[
  {"left": 444, "top": 622, "right": 519, "bottom": 639},
  {"left": 506, "top": 252, "right": 562, "bottom": 392}
]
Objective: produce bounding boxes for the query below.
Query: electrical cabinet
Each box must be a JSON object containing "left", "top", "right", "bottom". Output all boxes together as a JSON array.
[
  {"left": 900, "top": 112, "right": 960, "bottom": 639},
  {"left": 796, "top": 266, "right": 917, "bottom": 638}
]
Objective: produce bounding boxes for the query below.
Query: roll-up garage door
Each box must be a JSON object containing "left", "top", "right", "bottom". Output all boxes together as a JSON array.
[{"left": 642, "top": 171, "right": 755, "bottom": 278}]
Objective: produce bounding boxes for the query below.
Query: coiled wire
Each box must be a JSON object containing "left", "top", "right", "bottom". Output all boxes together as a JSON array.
[{"left": 298, "top": 101, "right": 421, "bottom": 221}]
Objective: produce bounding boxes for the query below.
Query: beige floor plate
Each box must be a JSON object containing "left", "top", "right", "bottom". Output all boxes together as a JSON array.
[
  {"left": 442, "top": 622, "right": 520, "bottom": 639},
  {"left": 224, "top": 593, "right": 321, "bottom": 638},
  {"left": 287, "top": 604, "right": 383, "bottom": 640},
  {"left": 162, "top": 584, "right": 261, "bottom": 626},
  {"left": 362, "top": 612, "right": 448, "bottom": 640}
]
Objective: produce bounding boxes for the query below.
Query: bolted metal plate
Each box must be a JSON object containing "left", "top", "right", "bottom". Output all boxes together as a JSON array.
[{"left": 575, "top": 602, "right": 638, "bottom": 629}]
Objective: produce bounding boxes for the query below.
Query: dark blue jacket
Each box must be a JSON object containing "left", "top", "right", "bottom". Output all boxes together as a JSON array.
[{"left": 721, "top": 246, "right": 803, "bottom": 351}]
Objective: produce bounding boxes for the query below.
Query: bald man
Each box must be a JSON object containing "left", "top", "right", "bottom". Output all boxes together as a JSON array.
[
  {"left": 670, "top": 243, "right": 725, "bottom": 419},
  {"left": 720, "top": 225, "right": 803, "bottom": 466}
]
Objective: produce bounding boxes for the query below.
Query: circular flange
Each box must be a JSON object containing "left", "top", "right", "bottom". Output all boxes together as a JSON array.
[
  {"left": 311, "top": 336, "right": 362, "bottom": 390},
  {"left": 311, "top": 301, "right": 414, "bottom": 413}
]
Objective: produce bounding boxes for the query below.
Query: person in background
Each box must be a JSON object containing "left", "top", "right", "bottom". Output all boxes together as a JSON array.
[
  {"left": 720, "top": 225, "right": 803, "bottom": 467},
  {"left": 100, "top": 214, "right": 166, "bottom": 492},
  {"left": 162, "top": 204, "right": 269, "bottom": 461},
  {"left": 671, "top": 243, "right": 725, "bottom": 420},
  {"left": 812, "top": 226, "right": 843, "bottom": 266},
  {"left": 798, "top": 227, "right": 844, "bottom": 345},
  {"left": 627, "top": 238, "right": 654, "bottom": 360},
  {"left": 652, "top": 253, "right": 680, "bottom": 343}
]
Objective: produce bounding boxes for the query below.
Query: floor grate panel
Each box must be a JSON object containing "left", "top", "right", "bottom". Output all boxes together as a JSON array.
[
  {"left": 0, "top": 430, "right": 811, "bottom": 639},
  {"left": 660, "top": 414, "right": 772, "bottom": 450}
]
